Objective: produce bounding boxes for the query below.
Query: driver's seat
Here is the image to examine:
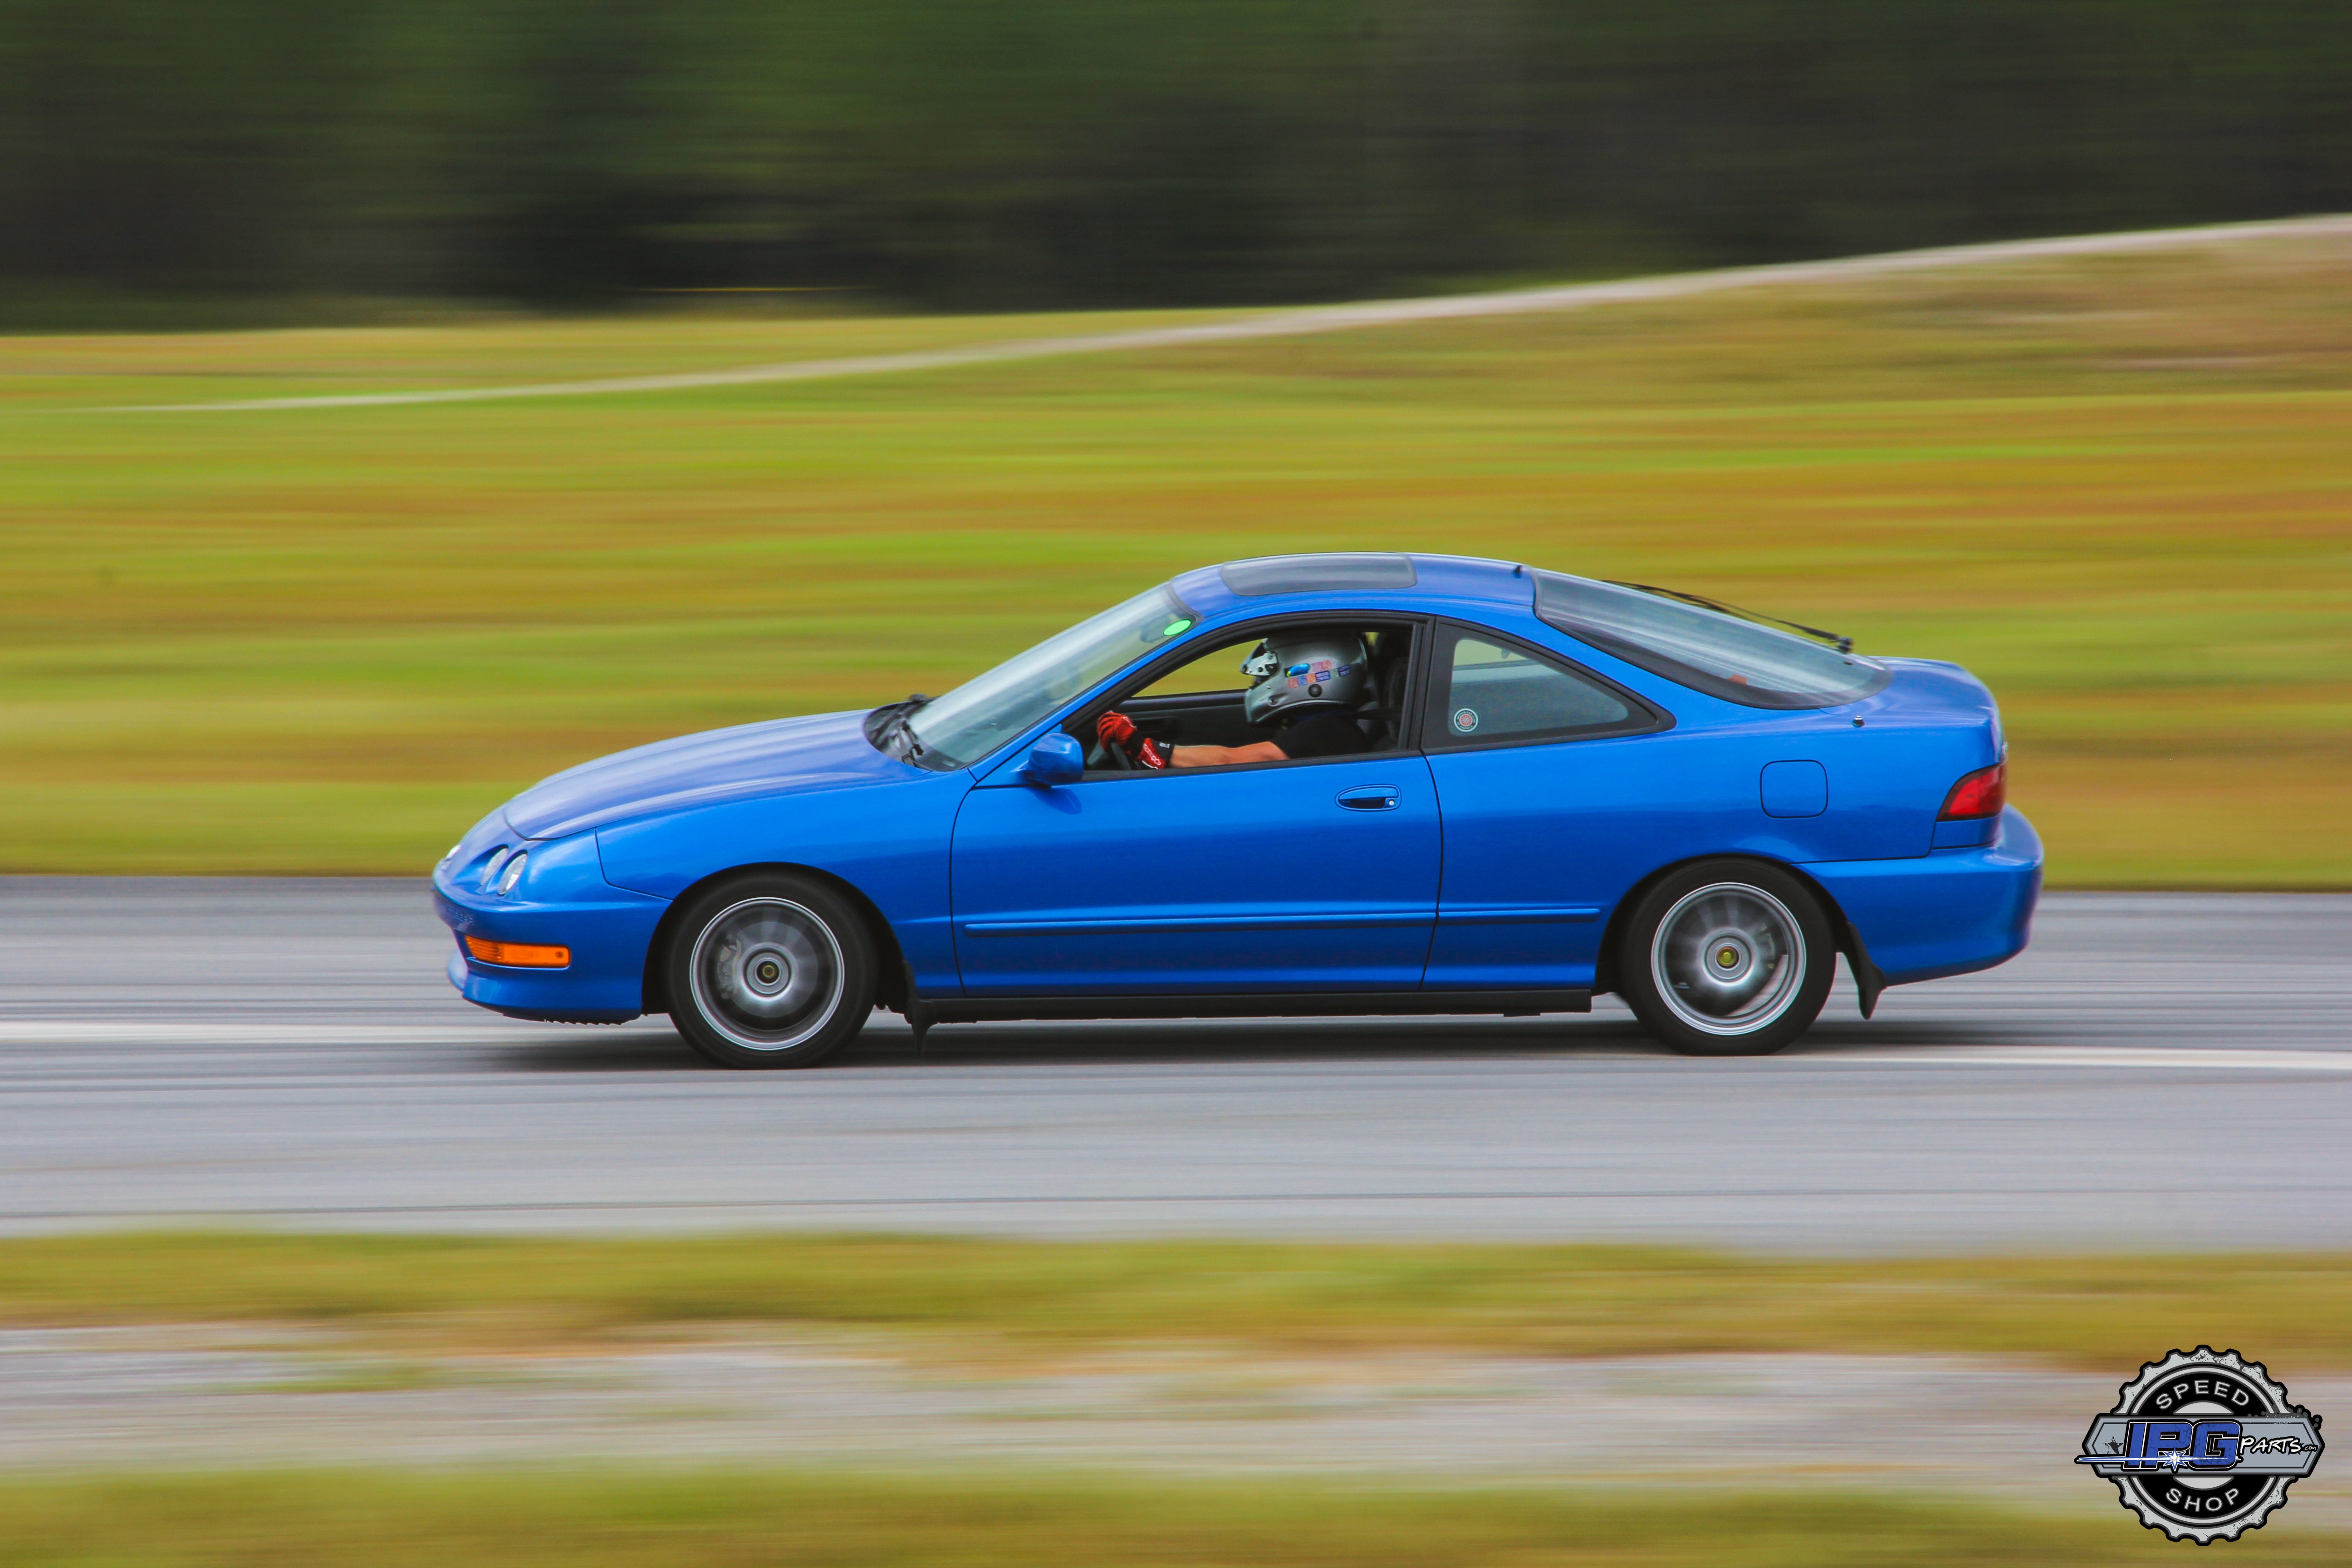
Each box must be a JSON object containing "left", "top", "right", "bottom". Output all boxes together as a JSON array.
[{"left": 1354, "top": 634, "right": 1410, "bottom": 750}]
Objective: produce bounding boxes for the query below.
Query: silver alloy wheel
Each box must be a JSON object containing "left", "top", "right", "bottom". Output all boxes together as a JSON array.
[
  {"left": 1648, "top": 881, "right": 1807, "bottom": 1037},
  {"left": 687, "top": 897, "right": 846, "bottom": 1051}
]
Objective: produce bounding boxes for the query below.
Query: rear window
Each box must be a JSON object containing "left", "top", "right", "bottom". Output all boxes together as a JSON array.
[
  {"left": 1220, "top": 554, "right": 1417, "bottom": 596},
  {"left": 1533, "top": 573, "right": 1888, "bottom": 710}
]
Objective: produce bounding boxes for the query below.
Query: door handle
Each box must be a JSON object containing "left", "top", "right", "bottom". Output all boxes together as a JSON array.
[{"left": 1336, "top": 784, "right": 1400, "bottom": 811}]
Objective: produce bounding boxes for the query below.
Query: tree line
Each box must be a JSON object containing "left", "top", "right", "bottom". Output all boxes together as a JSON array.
[{"left": 2, "top": 0, "right": 2345, "bottom": 314}]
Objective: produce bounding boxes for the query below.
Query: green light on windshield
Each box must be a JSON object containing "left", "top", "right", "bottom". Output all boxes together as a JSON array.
[{"left": 1161, "top": 618, "right": 1193, "bottom": 637}]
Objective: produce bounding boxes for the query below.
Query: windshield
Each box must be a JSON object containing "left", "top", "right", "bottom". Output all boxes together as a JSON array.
[
  {"left": 898, "top": 585, "right": 1198, "bottom": 769},
  {"left": 1533, "top": 572, "right": 1889, "bottom": 710}
]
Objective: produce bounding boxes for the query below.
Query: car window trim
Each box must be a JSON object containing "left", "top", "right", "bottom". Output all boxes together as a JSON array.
[
  {"left": 1421, "top": 618, "right": 1673, "bottom": 755},
  {"left": 1068, "top": 612, "right": 1433, "bottom": 780}
]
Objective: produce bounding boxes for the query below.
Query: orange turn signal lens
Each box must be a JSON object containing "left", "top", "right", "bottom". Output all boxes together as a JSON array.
[{"left": 465, "top": 936, "right": 570, "bottom": 968}]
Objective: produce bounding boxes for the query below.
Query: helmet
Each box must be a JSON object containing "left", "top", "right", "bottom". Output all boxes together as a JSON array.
[{"left": 1240, "top": 630, "right": 1372, "bottom": 725}]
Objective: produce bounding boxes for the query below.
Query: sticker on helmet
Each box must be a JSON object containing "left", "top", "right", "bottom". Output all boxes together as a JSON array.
[{"left": 1452, "top": 707, "right": 1480, "bottom": 733}]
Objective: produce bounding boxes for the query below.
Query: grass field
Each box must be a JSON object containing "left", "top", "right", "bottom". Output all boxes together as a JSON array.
[
  {"left": 10, "top": 1235, "right": 2350, "bottom": 1563},
  {"left": 3, "top": 234, "right": 2347, "bottom": 881},
  {"left": 9, "top": 1470, "right": 2345, "bottom": 1568},
  {"left": 4, "top": 1233, "right": 2349, "bottom": 1369}
]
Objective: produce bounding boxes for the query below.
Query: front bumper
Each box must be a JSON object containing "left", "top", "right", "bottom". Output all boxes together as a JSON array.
[
  {"left": 433, "top": 824, "right": 669, "bottom": 1022},
  {"left": 1806, "top": 806, "right": 2043, "bottom": 988}
]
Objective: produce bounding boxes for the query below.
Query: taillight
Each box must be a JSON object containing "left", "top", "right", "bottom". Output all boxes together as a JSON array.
[{"left": 1938, "top": 761, "right": 2007, "bottom": 820}]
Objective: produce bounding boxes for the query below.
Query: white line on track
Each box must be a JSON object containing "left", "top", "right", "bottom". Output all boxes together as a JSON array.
[
  {"left": 102, "top": 214, "right": 2352, "bottom": 413},
  {"left": 0, "top": 1021, "right": 588, "bottom": 1045},
  {"left": 1820, "top": 1047, "right": 2352, "bottom": 1072}
]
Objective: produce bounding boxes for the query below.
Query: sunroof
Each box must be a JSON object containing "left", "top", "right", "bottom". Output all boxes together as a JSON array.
[{"left": 1219, "top": 554, "right": 1419, "bottom": 596}]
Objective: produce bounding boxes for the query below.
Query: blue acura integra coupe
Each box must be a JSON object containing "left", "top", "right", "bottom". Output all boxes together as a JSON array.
[{"left": 433, "top": 554, "right": 2039, "bottom": 1066}]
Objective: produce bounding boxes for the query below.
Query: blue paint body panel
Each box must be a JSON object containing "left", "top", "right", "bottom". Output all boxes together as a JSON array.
[
  {"left": 591, "top": 738, "right": 969, "bottom": 1001},
  {"left": 434, "top": 827, "right": 668, "bottom": 1019},
  {"left": 952, "top": 758, "right": 1440, "bottom": 993},
  {"left": 429, "top": 553, "right": 2040, "bottom": 1028},
  {"left": 1808, "top": 808, "right": 2043, "bottom": 985},
  {"left": 1932, "top": 816, "right": 1999, "bottom": 849}
]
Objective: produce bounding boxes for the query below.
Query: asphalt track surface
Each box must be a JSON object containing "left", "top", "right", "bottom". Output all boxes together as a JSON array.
[{"left": 3, "top": 879, "right": 2348, "bottom": 1250}]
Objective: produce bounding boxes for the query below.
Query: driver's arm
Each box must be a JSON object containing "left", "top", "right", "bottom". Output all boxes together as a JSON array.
[
  {"left": 1168, "top": 740, "right": 1287, "bottom": 767},
  {"left": 1098, "top": 710, "right": 1289, "bottom": 769}
]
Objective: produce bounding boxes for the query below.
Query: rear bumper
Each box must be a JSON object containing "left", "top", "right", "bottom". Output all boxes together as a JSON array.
[{"left": 1805, "top": 807, "right": 2042, "bottom": 988}]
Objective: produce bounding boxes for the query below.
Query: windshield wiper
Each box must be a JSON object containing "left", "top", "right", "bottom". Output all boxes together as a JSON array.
[
  {"left": 864, "top": 694, "right": 933, "bottom": 761},
  {"left": 1607, "top": 582, "right": 1855, "bottom": 654}
]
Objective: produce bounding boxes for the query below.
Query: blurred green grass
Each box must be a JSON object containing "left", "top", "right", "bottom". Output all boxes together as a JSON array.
[
  {"left": 3, "top": 239, "right": 2347, "bottom": 881},
  {"left": 5, "top": 1232, "right": 2350, "bottom": 1370},
  {"left": 7, "top": 1470, "right": 2344, "bottom": 1568}
]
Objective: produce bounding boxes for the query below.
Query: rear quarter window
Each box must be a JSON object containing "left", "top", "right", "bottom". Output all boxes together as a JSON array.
[
  {"left": 1425, "top": 627, "right": 1662, "bottom": 748},
  {"left": 1533, "top": 572, "right": 1889, "bottom": 710}
]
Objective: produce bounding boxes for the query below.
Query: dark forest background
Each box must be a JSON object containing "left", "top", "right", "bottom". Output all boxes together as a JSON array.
[{"left": 3, "top": 0, "right": 2347, "bottom": 316}]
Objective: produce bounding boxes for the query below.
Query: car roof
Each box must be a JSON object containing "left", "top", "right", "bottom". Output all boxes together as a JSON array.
[{"left": 1169, "top": 553, "right": 1537, "bottom": 619}]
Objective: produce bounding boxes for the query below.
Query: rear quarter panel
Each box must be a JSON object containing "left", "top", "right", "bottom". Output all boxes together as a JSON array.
[
  {"left": 1511, "top": 624, "right": 2003, "bottom": 866},
  {"left": 1426, "top": 617, "right": 2022, "bottom": 990}
]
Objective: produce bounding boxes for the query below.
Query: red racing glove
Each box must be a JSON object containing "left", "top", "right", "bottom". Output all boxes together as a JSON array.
[{"left": 1097, "top": 711, "right": 1172, "bottom": 768}]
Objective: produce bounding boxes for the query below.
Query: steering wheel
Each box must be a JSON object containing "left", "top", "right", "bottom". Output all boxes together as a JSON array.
[{"left": 1083, "top": 724, "right": 1134, "bottom": 772}]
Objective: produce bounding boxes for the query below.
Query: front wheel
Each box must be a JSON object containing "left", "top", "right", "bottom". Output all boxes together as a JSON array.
[
  {"left": 1619, "top": 860, "right": 1834, "bottom": 1057},
  {"left": 664, "top": 874, "right": 876, "bottom": 1068}
]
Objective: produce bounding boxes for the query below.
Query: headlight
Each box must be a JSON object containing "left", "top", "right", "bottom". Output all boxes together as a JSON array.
[
  {"left": 495, "top": 853, "right": 529, "bottom": 897},
  {"left": 480, "top": 847, "right": 511, "bottom": 890}
]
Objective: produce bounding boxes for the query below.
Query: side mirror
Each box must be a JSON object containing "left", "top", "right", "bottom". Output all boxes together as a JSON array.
[{"left": 1019, "top": 731, "right": 1085, "bottom": 787}]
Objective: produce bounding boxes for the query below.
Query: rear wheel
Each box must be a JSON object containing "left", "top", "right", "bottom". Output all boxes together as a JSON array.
[
  {"left": 664, "top": 874, "right": 875, "bottom": 1069},
  {"left": 1619, "top": 860, "right": 1833, "bottom": 1057}
]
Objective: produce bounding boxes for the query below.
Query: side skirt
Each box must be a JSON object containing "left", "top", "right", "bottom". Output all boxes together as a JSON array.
[{"left": 923, "top": 990, "right": 1592, "bottom": 1024}]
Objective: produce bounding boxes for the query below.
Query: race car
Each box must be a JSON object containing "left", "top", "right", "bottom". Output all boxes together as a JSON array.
[{"left": 432, "top": 554, "right": 2039, "bottom": 1065}]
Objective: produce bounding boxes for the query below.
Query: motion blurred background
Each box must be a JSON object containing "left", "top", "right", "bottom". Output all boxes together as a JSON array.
[
  {"left": 3, "top": 0, "right": 2347, "bottom": 885},
  {"left": 5, "top": 0, "right": 2350, "bottom": 316}
]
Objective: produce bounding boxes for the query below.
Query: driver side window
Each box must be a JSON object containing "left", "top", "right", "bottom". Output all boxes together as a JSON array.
[
  {"left": 1076, "top": 621, "right": 1415, "bottom": 772},
  {"left": 1131, "top": 640, "right": 1261, "bottom": 697}
]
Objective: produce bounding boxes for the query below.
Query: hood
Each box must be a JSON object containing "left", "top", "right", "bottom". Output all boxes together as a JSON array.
[{"left": 504, "top": 709, "right": 920, "bottom": 839}]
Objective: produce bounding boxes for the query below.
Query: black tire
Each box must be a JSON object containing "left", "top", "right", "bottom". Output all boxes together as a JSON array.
[
  {"left": 662, "top": 872, "right": 877, "bottom": 1069},
  {"left": 1618, "top": 859, "right": 1834, "bottom": 1057}
]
